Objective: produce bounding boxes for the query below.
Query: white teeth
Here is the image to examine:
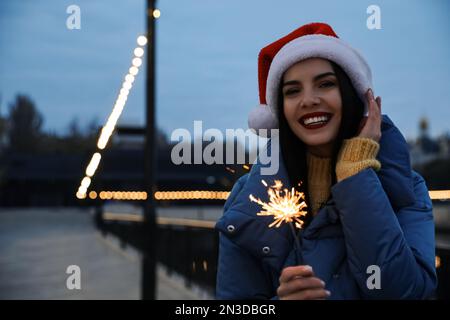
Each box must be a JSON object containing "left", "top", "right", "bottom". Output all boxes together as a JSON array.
[{"left": 303, "top": 115, "right": 330, "bottom": 125}]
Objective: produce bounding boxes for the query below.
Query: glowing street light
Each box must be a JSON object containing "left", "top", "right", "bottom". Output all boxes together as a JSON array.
[
  {"left": 137, "top": 35, "right": 148, "bottom": 46},
  {"left": 132, "top": 57, "right": 142, "bottom": 67},
  {"left": 134, "top": 47, "right": 144, "bottom": 58},
  {"left": 129, "top": 66, "right": 139, "bottom": 76}
]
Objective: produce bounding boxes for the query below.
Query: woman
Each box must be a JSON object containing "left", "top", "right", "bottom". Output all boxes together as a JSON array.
[{"left": 215, "top": 23, "right": 437, "bottom": 300}]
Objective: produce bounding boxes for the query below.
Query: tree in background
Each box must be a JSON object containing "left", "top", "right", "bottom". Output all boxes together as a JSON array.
[
  {"left": 3, "top": 94, "right": 102, "bottom": 154},
  {"left": 64, "top": 117, "right": 89, "bottom": 153},
  {"left": 7, "top": 94, "right": 43, "bottom": 153}
]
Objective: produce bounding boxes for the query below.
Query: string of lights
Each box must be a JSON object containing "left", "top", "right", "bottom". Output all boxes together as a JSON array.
[
  {"left": 429, "top": 190, "right": 450, "bottom": 200},
  {"left": 86, "top": 190, "right": 231, "bottom": 201},
  {"left": 155, "top": 190, "right": 230, "bottom": 200},
  {"left": 76, "top": 34, "right": 149, "bottom": 199},
  {"left": 87, "top": 190, "right": 450, "bottom": 201}
]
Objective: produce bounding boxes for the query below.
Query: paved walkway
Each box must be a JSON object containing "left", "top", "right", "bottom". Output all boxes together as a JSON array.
[{"left": 0, "top": 208, "right": 213, "bottom": 300}]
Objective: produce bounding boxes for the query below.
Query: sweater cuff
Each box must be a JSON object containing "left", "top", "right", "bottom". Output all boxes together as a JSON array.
[{"left": 336, "top": 137, "right": 381, "bottom": 182}]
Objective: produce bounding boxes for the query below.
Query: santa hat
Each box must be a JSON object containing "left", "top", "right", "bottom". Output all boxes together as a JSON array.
[{"left": 248, "top": 22, "right": 373, "bottom": 132}]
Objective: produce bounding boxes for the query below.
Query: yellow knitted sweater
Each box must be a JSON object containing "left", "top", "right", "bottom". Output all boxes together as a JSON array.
[{"left": 307, "top": 137, "right": 381, "bottom": 215}]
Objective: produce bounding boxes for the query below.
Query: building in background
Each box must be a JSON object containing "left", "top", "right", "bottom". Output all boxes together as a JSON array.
[{"left": 409, "top": 117, "right": 450, "bottom": 168}]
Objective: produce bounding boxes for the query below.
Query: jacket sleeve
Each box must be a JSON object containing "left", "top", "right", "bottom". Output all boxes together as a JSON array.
[
  {"left": 331, "top": 168, "right": 437, "bottom": 299},
  {"left": 215, "top": 174, "right": 275, "bottom": 299}
]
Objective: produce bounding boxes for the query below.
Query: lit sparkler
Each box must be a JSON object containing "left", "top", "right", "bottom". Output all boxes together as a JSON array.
[
  {"left": 249, "top": 180, "right": 308, "bottom": 229},
  {"left": 249, "top": 179, "right": 308, "bottom": 263}
]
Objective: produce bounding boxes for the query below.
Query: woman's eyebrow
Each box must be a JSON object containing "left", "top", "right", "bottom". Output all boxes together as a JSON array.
[
  {"left": 313, "top": 72, "right": 336, "bottom": 81},
  {"left": 282, "top": 72, "right": 336, "bottom": 87}
]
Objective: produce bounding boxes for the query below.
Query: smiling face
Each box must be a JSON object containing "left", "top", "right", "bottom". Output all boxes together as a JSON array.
[{"left": 282, "top": 58, "right": 342, "bottom": 157}]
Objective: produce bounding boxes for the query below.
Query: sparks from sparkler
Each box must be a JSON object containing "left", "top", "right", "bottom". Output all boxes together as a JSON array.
[
  {"left": 249, "top": 179, "right": 308, "bottom": 263},
  {"left": 249, "top": 179, "right": 308, "bottom": 229}
]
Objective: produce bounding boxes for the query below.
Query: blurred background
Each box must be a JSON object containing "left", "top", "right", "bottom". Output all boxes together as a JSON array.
[{"left": 0, "top": 0, "right": 449, "bottom": 299}]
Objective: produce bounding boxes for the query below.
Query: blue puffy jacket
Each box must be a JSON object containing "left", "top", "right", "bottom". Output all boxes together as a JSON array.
[{"left": 215, "top": 115, "right": 437, "bottom": 299}]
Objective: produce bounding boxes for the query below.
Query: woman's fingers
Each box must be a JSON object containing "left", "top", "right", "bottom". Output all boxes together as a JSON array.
[
  {"left": 278, "top": 266, "right": 331, "bottom": 300},
  {"left": 277, "top": 276, "right": 325, "bottom": 297},
  {"left": 376, "top": 96, "right": 382, "bottom": 113},
  {"left": 367, "top": 89, "right": 377, "bottom": 117},
  {"left": 367, "top": 89, "right": 381, "bottom": 118},
  {"left": 373, "top": 95, "right": 382, "bottom": 131},
  {"left": 283, "top": 288, "right": 331, "bottom": 300},
  {"left": 279, "top": 265, "right": 314, "bottom": 283},
  {"left": 359, "top": 89, "right": 382, "bottom": 141}
]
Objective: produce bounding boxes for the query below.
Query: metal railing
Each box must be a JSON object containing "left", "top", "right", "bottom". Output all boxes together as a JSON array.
[{"left": 96, "top": 203, "right": 450, "bottom": 300}]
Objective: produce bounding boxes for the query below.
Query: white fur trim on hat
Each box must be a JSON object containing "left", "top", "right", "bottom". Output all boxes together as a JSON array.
[
  {"left": 248, "top": 104, "right": 278, "bottom": 132},
  {"left": 266, "top": 34, "right": 372, "bottom": 117}
]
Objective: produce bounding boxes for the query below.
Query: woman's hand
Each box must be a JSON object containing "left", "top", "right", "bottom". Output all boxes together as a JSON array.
[
  {"left": 277, "top": 265, "right": 330, "bottom": 300},
  {"left": 357, "top": 89, "right": 382, "bottom": 142}
]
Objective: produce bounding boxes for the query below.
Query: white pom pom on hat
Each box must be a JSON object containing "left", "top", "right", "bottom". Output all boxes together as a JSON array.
[
  {"left": 248, "top": 22, "right": 373, "bottom": 133},
  {"left": 248, "top": 104, "right": 278, "bottom": 134}
]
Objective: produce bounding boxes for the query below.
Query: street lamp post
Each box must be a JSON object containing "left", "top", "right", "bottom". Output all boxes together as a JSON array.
[{"left": 142, "top": 0, "right": 157, "bottom": 300}]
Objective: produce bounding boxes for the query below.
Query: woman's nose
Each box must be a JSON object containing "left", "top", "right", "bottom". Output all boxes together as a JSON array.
[{"left": 300, "top": 91, "right": 320, "bottom": 108}]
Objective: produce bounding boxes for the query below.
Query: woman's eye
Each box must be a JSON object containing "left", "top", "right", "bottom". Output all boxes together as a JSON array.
[
  {"left": 284, "top": 88, "right": 299, "bottom": 96},
  {"left": 319, "top": 81, "right": 335, "bottom": 88}
]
